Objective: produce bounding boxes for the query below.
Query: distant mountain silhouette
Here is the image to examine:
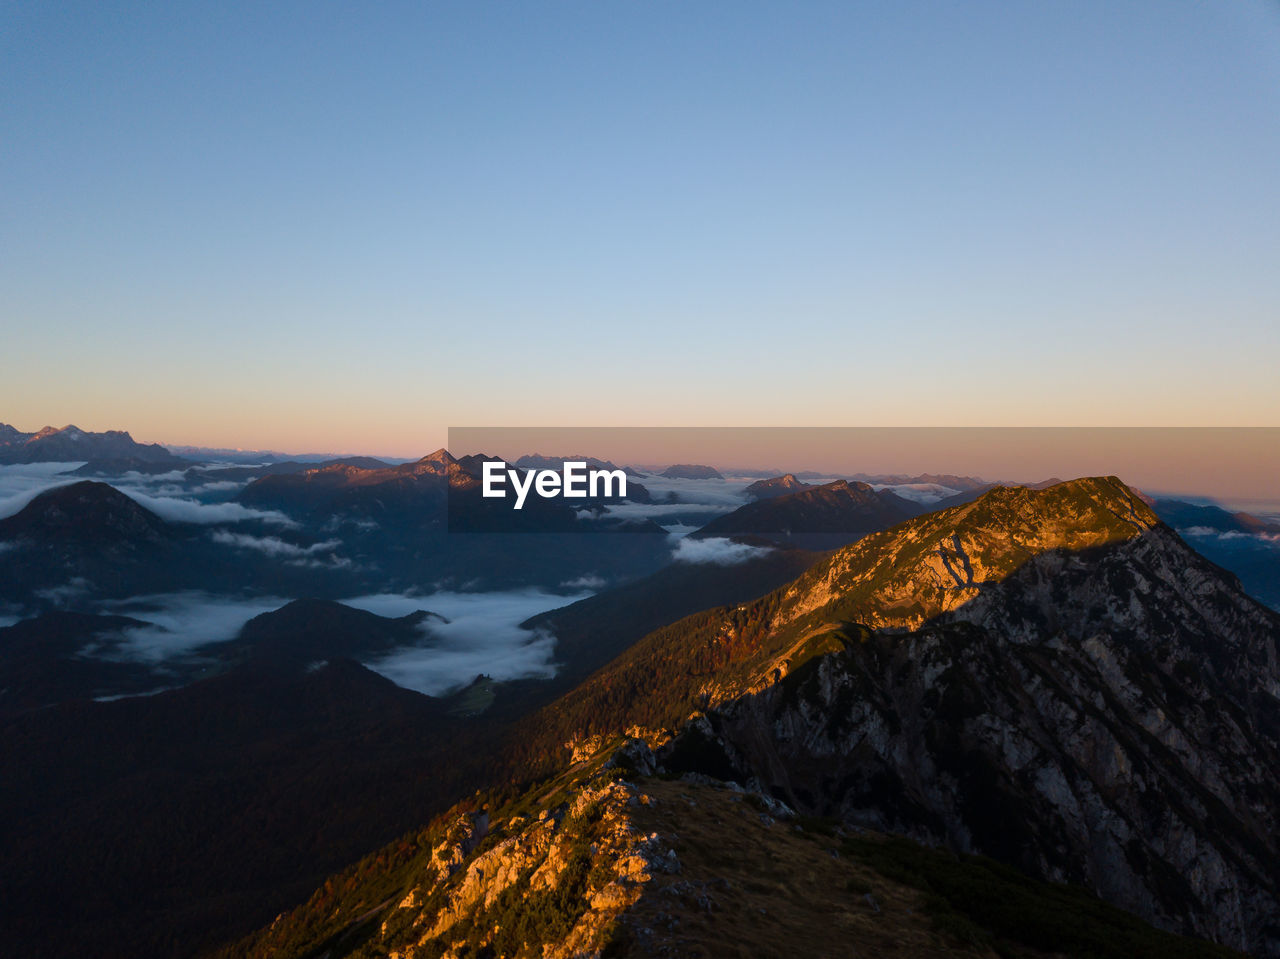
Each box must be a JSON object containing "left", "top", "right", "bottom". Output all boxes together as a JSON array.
[
  {"left": 743, "top": 473, "right": 813, "bottom": 500},
  {"left": 1153, "top": 498, "right": 1280, "bottom": 535},
  {"left": 0, "top": 480, "right": 170, "bottom": 546},
  {"left": 660, "top": 464, "right": 724, "bottom": 480},
  {"left": 692, "top": 479, "right": 915, "bottom": 548},
  {"left": 0, "top": 424, "right": 188, "bottom": 466},
  {"left": 848, "top": 471, "right": 988, "bottom": 491},
  {"left": 0, "top": 612, "right": 161, "bottom": 716},
  {"left": 225, "top": 598, "right": 444, "bottom": 668}
]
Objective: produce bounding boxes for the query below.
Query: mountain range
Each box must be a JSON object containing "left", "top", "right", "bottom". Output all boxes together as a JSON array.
[
  {"left": 214, "top": 477, "right": 1280, "bottom": 958},
  {"left": 0, "top": 424, "right": 188, "bottom": 466},
  {"left": 694, "top": 478, "right": 921, "bottom": 548},
  {"left": 3, "top": 439, "right": 1280, "bottom": 958}
]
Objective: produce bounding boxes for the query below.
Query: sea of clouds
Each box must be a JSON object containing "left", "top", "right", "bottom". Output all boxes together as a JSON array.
[
  {"left": 336, "top": 589, "right": 592, "bottom": 696},
  {"left": 0, "top": 461, "right": 293, "bottom": 526},
  {"left": 81, "top": 587, "right": 588, "bottom": 697}
]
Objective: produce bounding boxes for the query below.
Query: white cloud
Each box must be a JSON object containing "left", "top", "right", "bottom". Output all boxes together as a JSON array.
[
  {"left": 100, "top": 591, "right": 292, "bottom": 661},
  {"left": 0, "top": 463, "right": 85, "bottom": 519},
  {"left": 601, "top": 501, "right": 740, "bottom": 523},
  {"left": 119, "top": 489, "right": 297, "bottom": 527},
  {"left": 627, "top": 475, "right": 754, "bottom": 508},
  {"left": 193, "top": 480, "right": 246, "bottom": 493},
  {"left": 33, "top": 577, "right": 94, "bottom": 606},
  {"left": 118, "top": 469, "right": 187, "bottom": 484},
  {"left": 871, "top": 482, "right": 961, "bottom": 504},
  {"left": 349, "top": 588, "right": 590, "bottom": 696},
  {"left": 210, "top": 530, "right": 341, "bottom": 559},
  {"left": 0, "top": 464, "right": 295, "bottom": 527},
  {"left": 1181, "top": 526, "right": 1280, "bottom": 547},
  {"left": 672, "top": 536, "right": 773, "bottom": 566}
]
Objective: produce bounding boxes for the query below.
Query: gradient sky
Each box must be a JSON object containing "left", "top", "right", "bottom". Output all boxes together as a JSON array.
[{"left": 3, "top": 2, "right": 1279, "bottom": 455}]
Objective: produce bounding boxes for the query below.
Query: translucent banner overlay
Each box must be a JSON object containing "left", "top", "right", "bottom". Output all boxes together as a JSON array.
[{"left": 444, "top": 427, "right": 1280, "bottom": 535}]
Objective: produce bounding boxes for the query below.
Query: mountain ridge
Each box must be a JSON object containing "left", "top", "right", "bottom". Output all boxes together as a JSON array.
[{"left": 0, "top": 424, "right": 188, "bottom": 466}]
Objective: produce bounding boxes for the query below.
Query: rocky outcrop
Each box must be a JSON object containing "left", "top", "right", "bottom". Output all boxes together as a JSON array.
[{"left": 373, "top": 759, "right": 684, "bottom": 959}]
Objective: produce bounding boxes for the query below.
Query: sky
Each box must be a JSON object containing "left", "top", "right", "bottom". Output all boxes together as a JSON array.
[{"left": 3, "top": 1, "right": 1279, "bottom": 455}]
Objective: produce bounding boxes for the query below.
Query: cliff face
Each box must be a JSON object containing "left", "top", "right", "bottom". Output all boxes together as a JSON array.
[{"left": 658, "top": 483, "right": 1280, "bottom": 954}]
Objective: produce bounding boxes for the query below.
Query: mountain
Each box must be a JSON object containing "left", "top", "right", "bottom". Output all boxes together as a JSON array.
[
  {"left": 0, "top": 424, "right": 188, "bottom": 466},
  {"left": 225, "top": 598, "right": 443, "bottom": 668},
  {"left": 850, "top": 472, "right": 989, "bottom": 492},
  {"left": 236, "top": 449, "right": 461, "bottom": 516},
  {"left": 691, "top": 479, "right": 917, "bottom": 549},
  {"left": 0, "top": 481, "right": 368, "bottom": 606},
  {"left": 511, "top": 454, "right": 652, "bottom": 502},
  {"left": 0, "top": 644, "right": 499, "bottom": 959},
  {"left": 10, "top": 474, "right": 1279, "bottom": 956},
  {"left": 228, "top": 738, "right": 1245, "bottom": 959},
  {"left": 0, "top": 611, "right": 162, "bottom": 715},
  {"left": 509, "top": 477, "right": 1280, "bottom": 954},
  {"left": 514, "top": 453, "right": 633, "bottom": 476},
  {"left": 64, "top": 457, "right": 187, "bottom": 476},
  {"left": 1153, "top": 499, "right": 1280, "bottom": 536},
  {"left": 743, "top": 472, "right": 813, "bottom": 500},
  {"left": 926, "top": 476, "right": 1067, "bottom": 511},
  {"left": 234, "top": 449, "right": 671, "bottom": 590},
  {"left": 516, "top": 545, "right": 822, "bottom": 699},
  {"left": 0, "top": 600, "right": 444, "bottom": 717},
  {"left": 163, "top": 445, "right": 388, "bottom": 465},
  {"left": 1152, "top": 499, "right": 1280, "bottom": 609},
  {"left": 182, "top": 456, "right": 391, "bottom": 484},
  {"left": 0, "top": 480, "right": 171, "bottom": 547},
  {"left": 660, "top": 464, "right": 724, "bottom": 480}
]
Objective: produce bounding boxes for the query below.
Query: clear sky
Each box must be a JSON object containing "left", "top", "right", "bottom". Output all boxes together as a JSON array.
[{"left": 3, "top": 1, "right": 1279, "bottom": 455}]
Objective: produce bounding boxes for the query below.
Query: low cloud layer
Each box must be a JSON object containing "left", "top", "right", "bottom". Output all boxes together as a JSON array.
[
  {"left": 0, "top": 463, "right": 294, "bottom": 527},
  {"left": 210, "top": 530, "right": 341, "bottom": 559},
  {"left": 349, "top": 589, "right": 591, "bottom": 696},
  {"left": 99, "top": 592, "right": 291, "bottom": 661},
  {"left": 1182, "top": 527, "right": 1280, "bottom": 547},
  {"left": 120, "top": 489, "right": 297, "bottom": 527},
  {"left": 0, "top": 462, "right": 84, "bottom": 519},
  {"left": 872, "top": 482, "right": 961, "bottom": 504},
  {"left": 671, "top": 536, "right": 773, "bottom": 566}
]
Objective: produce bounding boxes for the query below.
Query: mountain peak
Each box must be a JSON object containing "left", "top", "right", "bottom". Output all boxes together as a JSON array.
[
  {"left": 418, "top": 448, "right": 457, "bottom": 465},
  {"left": 744, "top": 473, "right": 815, "bottom": 501},
  {"left": 0, "top": 480, "right": 170, "bottom": 544},
  {"left": 693, "top": 476, "right": 914, "bottom": 548},
  {"left": 233, "top": 598, "right": 440, "bottom": 666},
  {"left": 778, "top": 475, "right": 1159, "bottom": 631},
  {"left": 947, "top": 475, "right": 1157, "bottom": 533}
]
